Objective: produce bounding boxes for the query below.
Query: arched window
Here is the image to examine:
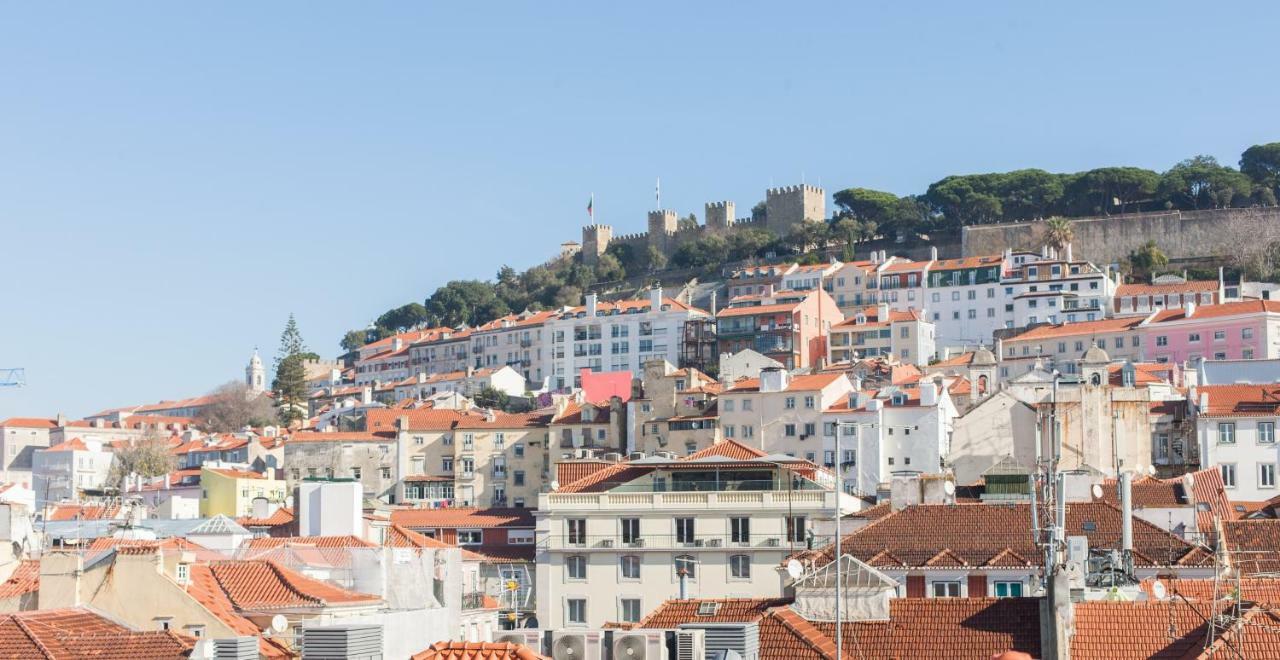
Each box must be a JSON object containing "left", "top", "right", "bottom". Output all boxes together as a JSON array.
[{"left": 674, "top": 554, "right": 696, "bottom": 580}]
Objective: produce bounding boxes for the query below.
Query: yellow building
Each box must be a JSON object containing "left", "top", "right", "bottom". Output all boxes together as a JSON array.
[{"left": 199, "top": 466, "right": 287, "bottom": 517}]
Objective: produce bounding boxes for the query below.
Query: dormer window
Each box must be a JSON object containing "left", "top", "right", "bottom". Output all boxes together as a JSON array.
[
  {"left": 855, "top": 314, "right": 866, "bottom": 325},
  {"left": 891, "top": 393, "right": 907, "bottom": 405}
]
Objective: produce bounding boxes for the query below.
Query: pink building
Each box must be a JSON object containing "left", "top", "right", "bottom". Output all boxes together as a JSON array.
[{"left": 1141, "top": 300, "right": 1280, "bottom": 363}]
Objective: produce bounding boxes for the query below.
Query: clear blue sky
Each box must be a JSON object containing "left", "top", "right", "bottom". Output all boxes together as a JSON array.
[{"left": 2, "top": 1, "right": 1277, "bottom": 418}]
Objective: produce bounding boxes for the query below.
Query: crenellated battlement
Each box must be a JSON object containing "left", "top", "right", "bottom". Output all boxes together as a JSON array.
[{"left": 766, "top": 184, "right": 824, "bottom": 196}]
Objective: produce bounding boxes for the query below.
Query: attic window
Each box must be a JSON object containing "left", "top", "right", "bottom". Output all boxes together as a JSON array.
[
  {"left": 1081, "top": 522, "right": 1097, "bottom": 532},
  {"left": 696, "top": 602, "right": 721, "bottom": 616}
]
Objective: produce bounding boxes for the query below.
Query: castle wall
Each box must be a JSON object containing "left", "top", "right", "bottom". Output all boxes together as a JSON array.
[
  {"left": 961, "top": 207, "right": 1280, "bottom": 264},
  {"left": 766, "top": 184, "right": 825, "bottom": 235}
]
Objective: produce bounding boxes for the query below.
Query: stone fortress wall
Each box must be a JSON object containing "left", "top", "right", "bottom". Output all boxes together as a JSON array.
[{"left": 580, "top": 183, "right": 826, "bottom": 264}]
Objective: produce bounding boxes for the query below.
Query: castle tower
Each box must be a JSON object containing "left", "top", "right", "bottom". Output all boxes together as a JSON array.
[
  {"left": 246, "top": 349, "right": 265, "bottom": 393},
  {"left": 765, "top": 184, "right": 826, "bottom": 235},
  {"left": 582, "top": 224, "right": 613, "bottom": 265},
  {"left": 647, "top": 210, "right": 678, "bottom": 252},
  {"left": 705, "top": 201, "right": 736, "bottom": 233}
]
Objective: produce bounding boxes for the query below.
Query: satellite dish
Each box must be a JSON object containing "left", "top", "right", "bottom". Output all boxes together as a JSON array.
[
  {"left": 1151, "top": 580, "right": 1168, "bottom": 600},
  {"left": 943, "top": 480, "right": 956, "bottom": 495},
  {"left": 786, "top": 559, "right": 804, "bottom": 580},
  {"left": 270, "top": 614, "right": 288, "bottom": 633},
  {"left": 550, "top": 480, "right": 560, "bottom": 491},
  {"left": 1183, "top": 473, "right": 1196, "bottom": 490},
  {"left": 1091, "top": 484, "right": 1103, "bottom": 499},
  {"left": 1147, "top": 465, "right": 1157, "bottom": 476}
]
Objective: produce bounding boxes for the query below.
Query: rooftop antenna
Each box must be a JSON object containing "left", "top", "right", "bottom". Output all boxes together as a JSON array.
[{"left": 0, "top": 368, "right": 24, "bottom": 388}]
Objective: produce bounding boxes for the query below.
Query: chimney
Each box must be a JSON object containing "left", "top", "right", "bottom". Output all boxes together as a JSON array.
[
  {"left": 759, "top": 367, "right": 789, "bottom": 393},
  {"left": 678, "top": 567, "right": 689, "bottom": 599},
  {"left": 164, "top": 473, "right": 171, "bottom": 490},
  {"left": 361, "top": 386, "right": 373, "bottom": 405},
  {"left": 585, "top": 293, "right": 598, "bottom": 317},
  {"left": 55, "top": 413, "right": 67, "bottom": 427},
  {"left": 330, "top": 368, "right": 341, "bottom": 385},
  {"left": 929, "top": 246, "right": 938, "bottom": 261},
  {"left": 871, "top": 251, "right": 880, "bottom": 265},
  {"left": 877, "top": 302, "right": 890, "bottom": 322},
  {"left": 392, "top": 337, "right": 403, "bottom": 352},
  {"left": 1120, "top": 471, "right": 1134, "bottom": 554},
  {"left": 1003, "top": 247, "right": 1013, "bottom": 261},
  {"left": 418, "top": 372, "right": 427, "bottom": 384},
  {"left": 919, "top": 381, "right": 939, "bottom": 407},
  {"left": 1064, "top": 242, "right": 1073, "bottom": 262},
  {"left": 650, "top": 286, "right": 664, "bottom": 311},
  {"left": 396, "top": 415, "right": 409, "bottom": 431},
  {"left": 1199, "top": 391, "right": 1209, "bottom": 411},
  {"left": 1183, "top": 301, "right": 1196, "bottom": 318}
]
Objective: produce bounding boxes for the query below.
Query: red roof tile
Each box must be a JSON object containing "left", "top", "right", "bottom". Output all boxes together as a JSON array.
[
  {"left": 0, "top": 607, "right": 195, "bottom": 659},
  {"left": 287, "top": 430, "right": 396, "bottom": 443},
  {"left": 686, "top": 439, "right": 767, "bottom": 461},
  {"left": 1222, "top": 519, "right": 1280, "bottom": 575},
  {"left": 412, "top": 641, "right": 548, "bottom": 660},
  {"left": 1116, "top": 280, "right": 1219, "bottom": 297},
  {"left": 0, "top": 560, "right": 38, "bottom": 600},
  {"left": 726, "top": 373, "right": 847, "bottom": 392},
  {"left": 204, "top": 559, "right": 379, "bottom": 609},
  {"left": 186, "top": 564, "right": 291, "bottom": 658},
  {"left": 1148, "top": 299, "right": 1280, "bottom": 323},
  {"left": 1005, "top": 316, "right": 1145, "bottom": 342},
  {"left": 1195, "top": 384, "right": 1280, "bottom": 418},
  {"left": 236, "top": 506, "right": 295, "bottom": 529},
  {"left": 1071, "top": 600, "right": 1220, "bottom": 659},
  {"left": 45, "top": 503, "right": 123, "bottom": 522},
  {"left": 389, "top": 507, "right": 535, "bottom": 530},
  {"left": 0, "top": 418, "right": 57, "bottom": 429}
]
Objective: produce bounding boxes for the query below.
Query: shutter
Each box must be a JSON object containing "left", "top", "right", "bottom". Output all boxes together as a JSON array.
[
  {"left": 906, "top": 575, "right": 925, "bottom": 598},
  {"left": 968, "top": 574, "right": 987, "bottom": 597}
]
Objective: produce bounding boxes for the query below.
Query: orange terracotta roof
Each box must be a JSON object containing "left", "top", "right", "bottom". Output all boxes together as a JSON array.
[
  {"left": 0, "top": 560, "right": 39, "bottom": 600},
  {"left": 686, "top": 439, "right": 767, "bottom": 461},
  {"left": 1196, "top": 384, "right": 1280, "bottom": 418},
  {"left": 929, "top": 254, "right": 1005, "bottom": 271},
  {"left": 716, "top": 302, "right": 802, "bottom": 318},
  {"left": 1148, "top": 299, "right": 1280, "bottom": 323},
  {"left": 45, "top": 503, "right": 122, "bottom": 522},
  {"left": 0, "top": 608, "right": 196, "bottom": 659},
  {"left": 389, "top": 507, "right": 535, "bottom": 530},
  {"left": 204, "top": 559, "right": 380, "bottom": 609},
  {"left": 832, "top": 305, "right": 924, "bottom": 328},
  {"left": 555, "top": 460, "right": 615, "bottom": 488},
  {"left": 42, "top": 437, "right": 91, "bottom": 452},
  {"left": 412, "top": 641, "right": 548, "bottom": 660},
  {"left": 1070, "top": 600, "right": 1222, "bottom": 659},
  {"left": 1222, "top": 519, "right": 1280, "bottom": 575},
  {"left": 1138, "top": 577, "right": 1280, "bottom": 607},
  {"left": 186, "top": 564, "right": 291, "bottom": 658},
  {"left": 1005, "top": 316, "right": 1145, "bottom": 342},
  {"left": 85, "top": 537, "right": 223, "bottom": 562},
  {"left": 1116, "top": 280, "right": 1219, "bottom": 297},
  {"left": 0, "top": 417, "right": 56, "bottom": 428},
  {"left": 796, "top": 502, "right": 1205, "bottom": 568},
  {"left": 725, "top": 372, "right": 846, "bottom": 392},
  {"left": 237, "top": 507, "right": 295, "bottom": 529},
  {"left": 287, "top": 430, "right": 396, "bottom": 443},
  {"left": 205, "top": 467, "right": 270, "bottom": 480},
  {"left": 933, "top": 351, "right": 976, "bottom": 367},
  {"left": 382, "top": 524, "right": 484, "bottom": 559}
]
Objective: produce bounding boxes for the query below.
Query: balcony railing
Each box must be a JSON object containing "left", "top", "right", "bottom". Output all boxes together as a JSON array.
[
  {"left": 462, "top": 591, "right": 488, "bottom": 610},
  {"left": 541, "top": 533, "right": 808, "bottom": 551}
]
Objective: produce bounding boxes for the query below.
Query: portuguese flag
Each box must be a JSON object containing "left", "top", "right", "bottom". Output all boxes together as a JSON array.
[{"left": 587, "top": 194, "right": 594, "bottom": 219}]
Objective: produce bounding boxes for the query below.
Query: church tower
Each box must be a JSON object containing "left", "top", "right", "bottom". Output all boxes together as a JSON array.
[{"left": 246, "top": 349, "right": 266, "bottom": 393}]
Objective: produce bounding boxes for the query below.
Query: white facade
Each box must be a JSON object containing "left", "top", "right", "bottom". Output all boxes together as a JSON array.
[
  {"left": 1197, "top": 403, "right": 1280, "bottom": 502},
  {"left": 1003, "top": 253, "right": 1116, "bottom": 328},
  {"left": 821, "top": 382, "right": 957, "bottom": 497},
  {"left": 545, "top": 289, "right": 709, "bottom": 390},
  {"left": 32, "top": 440, "right": 114, "bottom": 504},
  {"left": 535, "top": 466, "right": 836, "bottom": 629}
]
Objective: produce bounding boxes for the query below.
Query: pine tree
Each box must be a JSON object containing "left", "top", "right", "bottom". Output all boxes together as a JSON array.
[{"left": 272, "top": 314, "right": 310, "bottom": 425}]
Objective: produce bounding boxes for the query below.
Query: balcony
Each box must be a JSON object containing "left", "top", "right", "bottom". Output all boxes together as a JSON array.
[
  {"left": 540, "top": 487, "right": 833, "bottom": 514},
  {"left": 520, "top": 338, "right": 533, "bottom": 348},
  {"left": 462, "top": 591, "right": 488, "bottom": 610},
  {"left": 539, "top": 532, "right": 807, "bottom": 551}
]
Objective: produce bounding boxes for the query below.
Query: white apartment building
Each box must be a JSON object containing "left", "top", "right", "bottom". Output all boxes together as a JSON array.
[
  {"left": 409, "top": 329, "right": 473, "bottom": 378},
  {"left": 393, "top": 365, "right": 527, "bottom": 401},
  {"left": 466, "top": 310, "right": 560, "bottom": 386},
  {"left": 544, "top": 288, "right": 710, "bottom": 390},
  {"left": 32, "top": 437, "right": 115, "bottom": 504},
  {"left": 534, "top": 443, "right": 840, "bottom": 629},
  {"left": 827, "top": 304, "right": 935, "bottom": 366},
  {"left": 1195, "top": 384, "right": 1280, "bottom": 502},
  {"left": 876, "top": 251, "right": 1008, "bottom": 352},
  {"left": 0, "top": 417, "right": 56, "bottom": 484},
  {"left": 820, "top": 381, "right": 958, "bottom": 498},
  {"left": 1002, "top": 249, "right": 1116, "bottom": 327},
  {"left": 717, "top": 369, "right": 855, "bottom": 463}
]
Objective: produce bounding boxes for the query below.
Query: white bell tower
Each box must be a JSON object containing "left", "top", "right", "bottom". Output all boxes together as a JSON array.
[{"left": 246, "top": 349, "right": 266, "bottom": 393}]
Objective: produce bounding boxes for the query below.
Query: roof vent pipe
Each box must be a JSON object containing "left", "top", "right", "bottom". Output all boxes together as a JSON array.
[{"left": 1120, "top": 471, "right": 1134, "bottom": 554}]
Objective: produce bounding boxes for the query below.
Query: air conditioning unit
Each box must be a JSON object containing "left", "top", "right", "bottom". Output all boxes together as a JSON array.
[
  {"left": 706, "top": 538, "right": 722, "bottom": 547},
  {"left": 629, "top": 451, "right": 646, "bottom": 460},
  {"left": 675, "top": 629, "right": 706, "bottom": 660},
  {"left": 692, "top": 539, "right": 705, "bottom": 547},
  {"left": 300, "top": 624, "right": 382, "bottom": 659},
  {"left": 552, "top": 630, "right": 604, "bottom": 660},
  {"left": 600, "top": 538, "right": 615, "bottom": 548},
  {"left": 613, "top": 630, "right": 665, "bottom": 660},
  {"left": 496, "top": 630, "right": 545, "bottom": 653},
  {"left": 630, "top": 538, "right": 645, "bottom": 548},
  {"left": 764, "top": 538, "right": 780, "bottom": 547}
]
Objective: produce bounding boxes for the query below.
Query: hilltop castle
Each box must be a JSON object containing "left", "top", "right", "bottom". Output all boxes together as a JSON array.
[{"left": 580, "top": 183, "right": 825, "bottom": 264}]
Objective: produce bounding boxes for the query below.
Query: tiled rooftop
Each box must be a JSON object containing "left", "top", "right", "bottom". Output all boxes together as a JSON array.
[{"left": 412, "top": 641, "right": 548, "bottom": 660}]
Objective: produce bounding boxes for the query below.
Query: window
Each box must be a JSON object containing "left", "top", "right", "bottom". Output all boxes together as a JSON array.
[
  {"left": 1188, "top": 333, "right": 1201, "bottom": 342},
  {"left": 723, "top": 399, "right": 734, "bottom": 412},
  {"left": 674, "top": 554, "right": 696, "bottom": 579},
  {"left": 932, "top": 581, "right": 961, "bottom": 597},
  {"left": 620, "top": 598, "right": 642, "bottom": 623},
  {"left": 994, "top": 581, "right": 1023, "bottom": 597},
  {"left": 1222, "top": 464, "right": 1237, "bottom": 488},
  {"left": 803, "top": 423, "right": 816, "bottom": 437},
  {"left": 804, "top": 395, "right": 815, "bottom": 409},
  {"left": 567, "top": 598, "right": 587, "bottom": 624},
  {"left": 1263, "top": 464, "right": 1278, "bottom": 489},
  {"left": 514, "top": 443, "right": 524, "bottom": 458},
  {"left": 567, "top": 519, "right": 587, "bottom": 545},
  {"left": 494, "top": 432, "right": 505, "bottom": 448},
  {"left": 1214, "top": 330, "right": 1226, "bottom": 341},
  {"left": 786, "top": 516, "right": 806, "bottom": 543},
  {"left": 567, "top": 555, "right": 587, "bottom": 579},
  {"left": 458, "top": 530, "right": 483, "bottom": 545},
  {"left": 381, "top": 467, "right": 391, "bottom": 479},
  {"left": 729, "top": 554, "right": 751, "bottom": 579},
  {"left": 621, "top": 518, "right": 640, "bottom": 544},
  {"left": 784, "top": 424, "right": 796, "bottom": 437},
  {"left": 1219, "top": 423, "right": 1237, "bottom": 444},
  {"left": 731, "top": 517, "right": 750, "bottom": 544},
  {"left": 742, "top": 399, "right": 753, "bottom": 411},
  {"left": 675, "top": 518, "right": 695, "bottom": 544},
  {"left": 175, "top": 563, "right": 190, "bottom": 584},
  {"left": 620, "top": 555, "right": 641, "bottom": 579},
  {"left": 514, "top": 470, "right": 525, "bottom": 486},
  {"left": 1261, "top": 423, "right": 1276, "bottom": 444},
  {"left": 1244, "top": 327, "right": 1255, "bottom": 339},
  {"left": 443, "top": 457, "right": 454, "bottom": 471},
  {"left": 1156, "top": 336, "right": 1168, "bottom": 347},
  {"left": 785, "top": 397, "right": 796, "bottom": 410},
  {"left": 184, "top": 625, "right": 205, "bottom": 639},
  {"left": 351, "top": 467, "right": 361, "bottom": 479},
  {"left": 508, "top": 529, "right": 534, "bottom": 544}
]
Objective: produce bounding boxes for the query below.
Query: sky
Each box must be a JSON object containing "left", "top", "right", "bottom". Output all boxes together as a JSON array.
[{"left": 2, "top": 1, "right": 1278, "bottom": 418}]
